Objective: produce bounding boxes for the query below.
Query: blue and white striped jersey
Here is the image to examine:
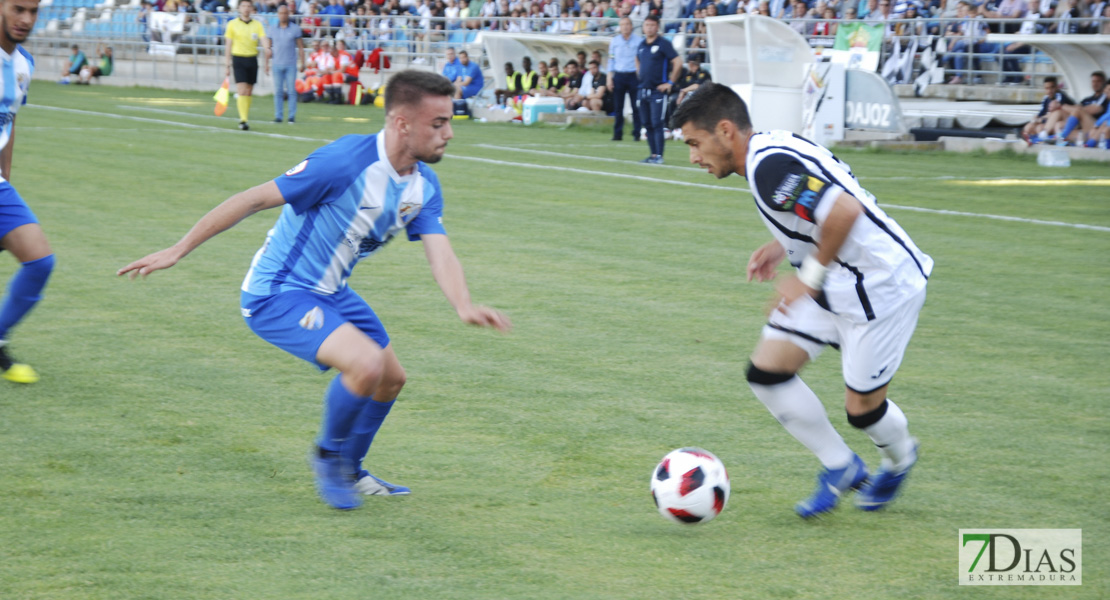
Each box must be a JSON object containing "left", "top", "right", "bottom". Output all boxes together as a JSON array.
[
  {"left": 746, "top": 130, "right": 933, "bottom": 323},
  {"left": 242, "top": 132, "right": 447, "bottom": 296},
  {"left": 0, "top": 45, "right": 34, "bottom": 175}
]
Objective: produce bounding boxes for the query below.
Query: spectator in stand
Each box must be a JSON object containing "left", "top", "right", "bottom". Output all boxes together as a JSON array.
[
  {"left": 1049, "top": 71, "right": 1108, "bottom": 145},
  {"left": 1023, "top": 75, "right": 1074, "bottom": 142},
  {"left": 319, "top": 0, "right": 346, "bottom": 37},
  {"left": 1102, "top": 3, "right": 1110, "bottom": 33},
  {"left": 58, "top": 45, "right": 87, "bottom": 84},
  {"left": 991, "top": 0, "right": 1029, "bottom": 31},
  {"left": 945, "top": 0, "right": 987, "bottom": 84},
  {"left": 445, "top": 0, "right": 462, "bottom": 28},
  {"left": 816, "top": 5, "right": 838, "bottom": 34},
  {"left": 894, "top": 3, "right": 927, "bottom": 41},
  {"left": 77, "top": 45, "right": 113, "bottom": 85},
  {"left": 789, "top": 1, "right": 810, "bottom": 34},
  {"left": 267, "top": 4, "right": 305, "bottom": 123},
  {"left": 1051, "top": 0, "right": 1080, "bottom": 32},
  {"left": 636, "top": 15, "right": 681, "bottom": 164},
  {"left": 608, "top": 16, "right": 643, "bottom": 141},
  {"left": 442, "top": 46, "right": 462, "bottom": 84},
  {"left": 302, "top": 2, "right": 323, "bottom": 37},
  {"left": 453, "top": 50, "right": 484, "bottom": 99},
  {"left": 494, "top": 61, "right": 524, "bottom": 105}
]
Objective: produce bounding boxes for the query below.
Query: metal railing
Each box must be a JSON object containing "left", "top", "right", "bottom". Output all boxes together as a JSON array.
[{"left": 27, "top": 12, "right": 1095, "bottom": 90}]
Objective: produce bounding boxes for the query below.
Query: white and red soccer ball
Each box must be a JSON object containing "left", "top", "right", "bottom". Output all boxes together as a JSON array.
[{"left": 650, "top": 447, "right": 730, "bottom": 525}]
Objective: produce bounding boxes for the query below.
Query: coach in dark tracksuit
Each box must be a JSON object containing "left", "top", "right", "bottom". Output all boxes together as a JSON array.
[
  {"left": 636, "top": 15, "right": 682, "bottom": 164},
  {"left": 607, "top": 16, "right": 643, "bottom": 142}
]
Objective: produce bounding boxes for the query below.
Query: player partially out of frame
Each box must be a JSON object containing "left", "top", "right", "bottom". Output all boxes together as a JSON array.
[
  {"left": 671, "top": 84, "right": 933, "bottom": 518},
  {"left": 0, "top": 0, "right": 55, "bottom": 385},
  {"left": 119, "top": 70, "right": 511, "bottom": 511}
]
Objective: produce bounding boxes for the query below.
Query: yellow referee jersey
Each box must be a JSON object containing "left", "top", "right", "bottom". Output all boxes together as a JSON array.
[{"left": 225, "top": 17, "right": 265, "bottom": 57}]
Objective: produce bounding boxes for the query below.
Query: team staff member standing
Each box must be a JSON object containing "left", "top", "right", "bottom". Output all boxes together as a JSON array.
[
  {"left": 265, "top": 4, "right": 303, "bottom": 124},
  {"left": 118, "top": 70, "right": 511, "bottom": 511},
  {"left": 225, "top": 0, "right": 267, "bottom": 130},
  {"left": 635, "top": 15, "right": 680, "bottom": 164},
  {"left": 0, "top": 0, "right": 55, "bottom": 384},
  {"left": 607, "top": 16, "right": 642, "bottom": 142},
  {"left": 672, "top": 84, "right": 932, "bottom": 518}
]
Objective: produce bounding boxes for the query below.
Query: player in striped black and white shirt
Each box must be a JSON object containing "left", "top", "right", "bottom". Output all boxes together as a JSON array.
[
  {"left": 0, "top": 0, "right": 55, "bottom": 385},
  {"left": 119, "top": 71, "right": 511, "bottom": 511},
  {"left": 672, "top": 83, "right": 933, "bottom": 518}
]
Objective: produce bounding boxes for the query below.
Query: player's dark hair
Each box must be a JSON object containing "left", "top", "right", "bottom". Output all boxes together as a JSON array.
[
  {"left": 670, "top": 82, "right": 752, "bottom": 134},
  {"left": 1093, "top": 71, "right": 1107, "bottom": 81},
  {"left": 1044, "top": 75, "right": 1057, "bottom": 85},
  {"left": 384, "top": 69, "right": 456, "bottom": 113}
]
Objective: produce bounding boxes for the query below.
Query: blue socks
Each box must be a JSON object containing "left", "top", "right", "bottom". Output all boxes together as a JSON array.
[
  {"left": 1059, "top": 116, "right": 1080, "bottom": 140},
  {"left": 317, "top": 374, "right": 373, "bottom": 454},
  {"left": 0, "top": 254, "right": 55, "bottom": 340},
  {"left": 343, "top": 398, "right": 395, "bottom": 474}
]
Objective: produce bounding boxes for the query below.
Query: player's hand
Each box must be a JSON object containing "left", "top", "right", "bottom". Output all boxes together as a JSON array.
[
  {"left": 657, "top": 82, "right": 672, "bottom": 93},
  {"left": 772, "top": 274, "right": 818, "bottom": 314},
  {"left": 117, "top": 247, "right": 183, "bottom": 280},
  {"left": 457, "top": 304, "right": 512, "bottom": 333},
  {"left": 747, "top": 241, "right": 786, "bottom": 283}
]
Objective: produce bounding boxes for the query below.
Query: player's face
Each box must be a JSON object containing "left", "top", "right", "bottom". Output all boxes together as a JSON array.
[
  {"left": 1044, "top": 80, "right": 1057, "bottom": 95},
  {"left": 1092, "top": 75, "right": 1106, "bottom": 94},
  {"left": 406, "top": 95, "right": 454, "bottom": 164},
  {"left": 642, "top": 19, "right": 658, "bottom": 38},
  {"left": 239, "top": 0, "right": 252, "bottom": 19},
  {"left": 1, "top": 0, "right": 40, "bottom": 45},
  {"left": 682, "top": 123, "right": 736, "bottom": 179}
]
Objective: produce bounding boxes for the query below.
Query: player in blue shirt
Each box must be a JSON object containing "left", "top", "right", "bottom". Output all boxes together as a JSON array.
[
  {"left": 0, "top": 0, "right": 56, "bottom": 385},
  {"left": 635, "top": 15, "right": 681, "bottom": 164},
  {"left": 119, "top": 70, "right": 512, "bottom": 511}
]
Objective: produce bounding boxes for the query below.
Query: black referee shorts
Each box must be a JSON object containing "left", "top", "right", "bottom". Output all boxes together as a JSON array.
[{"left": 232, "top": 55, "right": 259, "bottom": 86}]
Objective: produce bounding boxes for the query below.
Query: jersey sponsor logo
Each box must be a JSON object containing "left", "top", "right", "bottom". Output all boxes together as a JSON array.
[
  {"left": 793, "top": 176, "right": 827, "bottom": 222},
  {"left": 285, "top": 160, "right": 309, "bottom": 176},
  {"left": 771, "top": 173, "right": 805, "bottom": 209},
  {"left": 299, "top": 306, "right": 324, "bottom": 330},
  {"left": 770, "top": 173, "right": 826, "bottom": 222}
]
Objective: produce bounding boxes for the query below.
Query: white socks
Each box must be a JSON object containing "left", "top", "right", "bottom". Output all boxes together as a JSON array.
[
  {"left": 749, "top": 375, "right": 856, "bottom": 471},
  {"left": 860, "top": 399, "right": 916, "bottom": 471}
]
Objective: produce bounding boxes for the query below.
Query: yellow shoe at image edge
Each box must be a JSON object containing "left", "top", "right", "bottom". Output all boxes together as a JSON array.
[{"left": 3, "top": 363, "right": 39, "bottom": 383}]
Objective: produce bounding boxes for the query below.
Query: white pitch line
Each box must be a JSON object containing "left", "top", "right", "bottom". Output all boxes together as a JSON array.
[
  {"left": 30, "top": 104, "right": 328, "bottom": 143},
  {"left": 24, "top": 104, "right": 1110, "bottom": 232},
  {"left": 881, "top": 204, "right": 1110, "bottom": 232},
  {"left": 447, "top": 154, "right": 743, "bottom": 191},
  {"left": 474, "top": 143, "right": 704, "bottom": 172}
]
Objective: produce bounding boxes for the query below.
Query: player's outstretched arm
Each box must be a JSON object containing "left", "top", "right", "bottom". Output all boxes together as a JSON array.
[
  {"left": 117, "top": 181, "right": 286, "bottom": 279},
  {"left": 421, "top": 233, "right": 512, "bottom": 333}
]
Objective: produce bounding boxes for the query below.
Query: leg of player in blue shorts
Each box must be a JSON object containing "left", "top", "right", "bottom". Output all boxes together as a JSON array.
[{"left": 0, "top": 185, "right": 56, "bottom": 384}]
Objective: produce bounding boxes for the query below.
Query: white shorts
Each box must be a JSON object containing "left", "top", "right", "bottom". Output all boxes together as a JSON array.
[{"left": 761, "top": 289, "right": 927, "bottom": 393}]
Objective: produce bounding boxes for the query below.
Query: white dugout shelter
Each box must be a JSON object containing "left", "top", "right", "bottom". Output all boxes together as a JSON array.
[{"left": 705, "top": 15, "right": 816, "bottom": 134}]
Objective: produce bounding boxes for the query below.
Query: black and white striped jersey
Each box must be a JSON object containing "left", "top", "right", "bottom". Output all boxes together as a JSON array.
[{"left": 745, "top": 131, "right": 933, "bottom": 323}]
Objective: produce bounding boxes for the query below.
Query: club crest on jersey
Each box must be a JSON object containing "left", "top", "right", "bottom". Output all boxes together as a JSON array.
[
  {"left": 299, "top": 306, "right": 324, "bottom": 330},
  {"left": 285, "top": 160, "right": 309, "bottom": 176},
  {"left": 398, "top": 199, "right": 421, "bottom": 223}
]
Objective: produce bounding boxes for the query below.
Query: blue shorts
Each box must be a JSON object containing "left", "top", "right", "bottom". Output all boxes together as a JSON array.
[
  {"left": 241, "top": 286, "right": 389, "bottom": 371},
  {"left": 0, "top": 181, "right": 38, "bottom": 242},
  {"left": 461, "top": 82, "right": 482, "bottom": 99}
]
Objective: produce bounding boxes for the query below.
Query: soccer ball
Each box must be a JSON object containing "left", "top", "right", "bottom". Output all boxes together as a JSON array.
[{"left": 650, "top": 447, "right": 730, "bottom": 525}]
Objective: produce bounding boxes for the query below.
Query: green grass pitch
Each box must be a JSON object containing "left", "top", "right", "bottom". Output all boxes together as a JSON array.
[{"left": 1, "top": 83, "right": 1107, "bottom": 599}]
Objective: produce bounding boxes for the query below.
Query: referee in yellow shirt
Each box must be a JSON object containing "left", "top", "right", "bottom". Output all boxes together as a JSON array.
[{"left": 225, "top": 1, "right": 267, "bottom": 130}]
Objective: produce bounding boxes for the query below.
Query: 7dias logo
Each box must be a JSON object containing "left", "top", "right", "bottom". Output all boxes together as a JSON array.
[{"left": 959, "top": 529, "right": 1081, "bottom": 585}]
